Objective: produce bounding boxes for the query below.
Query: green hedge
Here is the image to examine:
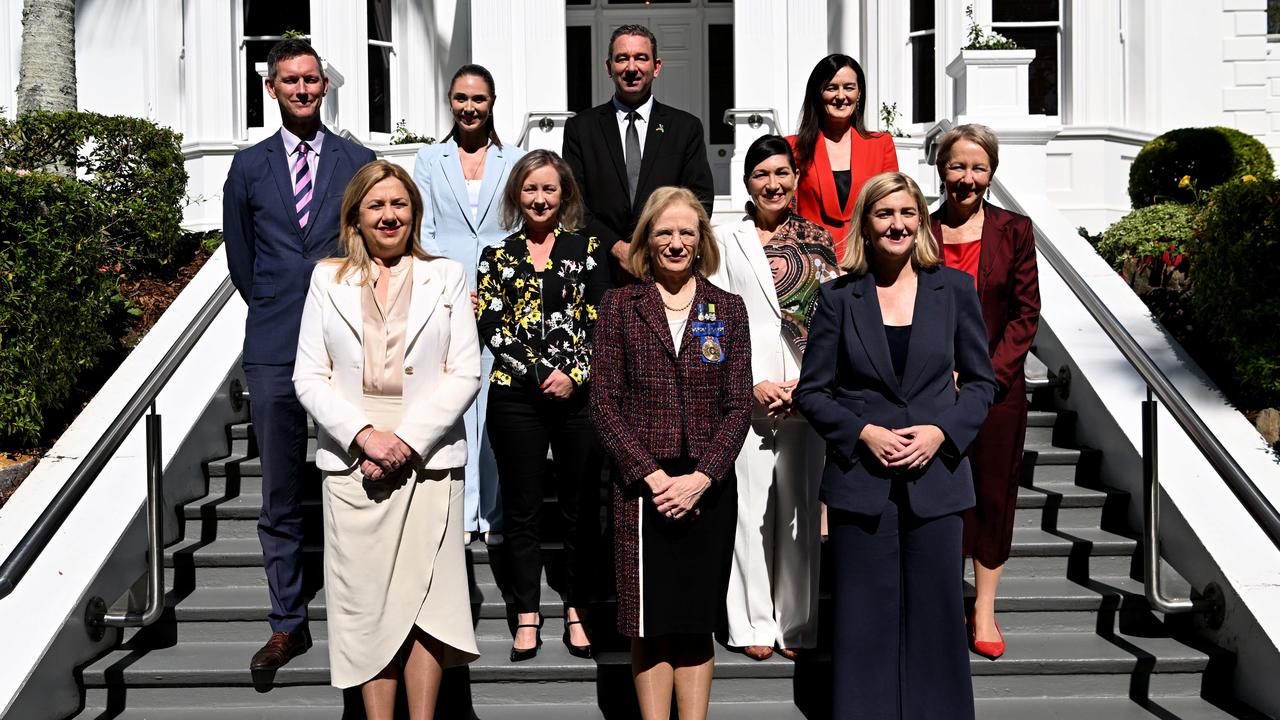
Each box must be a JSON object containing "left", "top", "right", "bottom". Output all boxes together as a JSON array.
[
  {"left": 0, "top": 171, "right": 116, "bottom": 445},
  {"left": 1128, "top": 126, "right": 1274, "bottom": 209},
  {"left": 0, "top": 111, "right": 187, "bottom": 271},
  {"left": 1095, "top": 203, "right": 1197, "bottom": 271}
]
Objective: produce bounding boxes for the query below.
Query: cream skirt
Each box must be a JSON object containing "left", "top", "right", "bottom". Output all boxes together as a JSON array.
[{"left": 321, "top": 394, "right": 479, "bottom": 689}]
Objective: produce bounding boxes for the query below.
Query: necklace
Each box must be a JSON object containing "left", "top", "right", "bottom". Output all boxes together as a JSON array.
[
  {"left": 461, "top": 143, "right": 488, "bottom": 180},
  {"left": 658, "top": 281, "right": 695, "bottom": 312}
]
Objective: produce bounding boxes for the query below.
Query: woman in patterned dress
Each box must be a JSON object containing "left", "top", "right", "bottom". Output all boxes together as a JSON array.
[
  {"left": 709, "top": 135, "right": 840, "bottom": 661},
  {"left": 475, "top": 150, "right": 610, "bottom": 661}
]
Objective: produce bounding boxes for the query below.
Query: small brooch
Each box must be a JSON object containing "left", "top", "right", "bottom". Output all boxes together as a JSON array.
[{"left": 656, "top": 124, "right": 665, "bottom": 134}]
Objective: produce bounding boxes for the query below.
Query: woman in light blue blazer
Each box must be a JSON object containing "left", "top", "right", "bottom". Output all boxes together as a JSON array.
[{"left": 413, "top": 64, "right": 526, "bottom": 545}]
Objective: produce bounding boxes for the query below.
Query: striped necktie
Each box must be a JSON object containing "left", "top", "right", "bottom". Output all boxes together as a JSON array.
[{"left": 293, "top": 141, "right": 313, "bottom": 228}]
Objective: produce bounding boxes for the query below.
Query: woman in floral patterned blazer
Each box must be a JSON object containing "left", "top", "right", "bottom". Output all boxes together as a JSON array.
[{"left": 475, "top": 150, "right": 611, "bottom": 662}]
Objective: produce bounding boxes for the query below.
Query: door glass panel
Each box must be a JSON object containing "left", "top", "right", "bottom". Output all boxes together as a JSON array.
[
  {"left": 992, "top": 0, "right": 1058, "bottom": 22},
  {"left": 707, "top": 24, "right": 733, "bottom": 145},
  {"left": 910, "top": 0, "right": 934, "bottom": 32},
  {"left": 567, "top": 26, "right": 594, "bottom": 113}
]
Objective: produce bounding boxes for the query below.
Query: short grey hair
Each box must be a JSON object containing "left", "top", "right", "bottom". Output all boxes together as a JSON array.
[{"left": 935, "top": 123, "right": 1001, "bottom": 174}]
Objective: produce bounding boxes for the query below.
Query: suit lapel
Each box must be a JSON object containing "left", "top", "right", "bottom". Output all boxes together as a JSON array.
[
  {"left": 267, "top": 131, "right": 304, "bottom": 240},
  {"left": 899, "top": 268, "right": 946, "bottom": 397},
  {"left": 733, "top": 221, "right": 782, "bottom": 319},
  {"left": 633, "top": 281, "right": 677, "bottom": 359},
  {"left": 635, "top": 102, "right": 666, "bottom": 206},
  {"left": 404, "top": 259, "right": 444, "bottom": 355},
  {"left": 975, "top": 203, "right": 1005, "bottom": 297},
  {"left": 439, "top": 140, "right": 477, "bottom": 234},
  {"left": 596, "top": 104, "right": 631, "bottom": 200},
  {"left": 847, "top": 273, "right": 899, "bottom": 393},
  {"left": 474, "top": 143, "right": 506, "bottom": 230},
  {"left": 303, "top": 128, "right": 341, "bottom": 245},
  {"left": 328, "top": 273, "right": 364, "bottom": 346}
]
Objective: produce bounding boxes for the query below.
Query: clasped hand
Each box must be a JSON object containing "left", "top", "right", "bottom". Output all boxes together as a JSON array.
[
  {"left": 645, "top": 469, "right": 711, "bottom": 520},
  {"left": 753, "top": 379, "right": 797, "bottom": 418},
  {"left": 859, "top": 424, "right": 945, "bottom": 471},
  {"left": 540, "top": 368, "right": 575, "bottom": 400},
  {"left": 357, "top": 427, "right": 414, "bottom": 481}
]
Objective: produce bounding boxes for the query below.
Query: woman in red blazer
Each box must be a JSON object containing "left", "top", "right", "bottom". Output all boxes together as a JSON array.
[
  {"left": 929, "top": 124, "right": 1041, "bottom": 660},
  {"left": 590, "top": 186, "right": 753, "bottom": 720},
  {"left": 787, "top": 54, "right": 898, "bottom": 259}
]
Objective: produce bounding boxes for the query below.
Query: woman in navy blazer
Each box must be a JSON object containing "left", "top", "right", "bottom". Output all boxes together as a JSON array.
[
  {"left": 412, "top": 64, "right": 527, "bottom": 546},
  {"left": 794, "top": 172, "right": 996, "bottom": 719}
]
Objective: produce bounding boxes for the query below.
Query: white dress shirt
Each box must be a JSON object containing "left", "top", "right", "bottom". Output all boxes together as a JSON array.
[{"left": 612, "top": 94, "right": 655, "bottom": 163}]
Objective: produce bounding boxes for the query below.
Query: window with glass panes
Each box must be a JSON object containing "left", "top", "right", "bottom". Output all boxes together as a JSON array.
[
  {"left": 991, "top": 0, "right": 1060, "bottom": 116},
  {"left": 909, "top": 0, "right": 936, "bottom": 124},
  {"left": 242, "top": 0, "right": 310, "bottom": 129},
  {"left": 368, "top": 0, "right": 394, "bottom": 134}
]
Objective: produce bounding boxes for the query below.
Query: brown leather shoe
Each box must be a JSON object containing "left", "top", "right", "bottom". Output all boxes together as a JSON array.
[
  {"left": 743, "top": 645, "right": 774, "bottom": 661},
  {"left": 250, "top": 630, "right": 311, "bottom": 671},
  {"left": 776, "top": 647, "right": 804, "bottom": 661}
]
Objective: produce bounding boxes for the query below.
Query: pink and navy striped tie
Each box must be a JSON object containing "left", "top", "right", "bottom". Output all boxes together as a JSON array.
[{"left": 293, "top": 141, "right": 313, "bottom": 228}]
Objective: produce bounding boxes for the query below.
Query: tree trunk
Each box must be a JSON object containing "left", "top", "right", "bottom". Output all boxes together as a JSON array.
[{"left": 16, "top": 0, "right": 77, "bottom": 115}]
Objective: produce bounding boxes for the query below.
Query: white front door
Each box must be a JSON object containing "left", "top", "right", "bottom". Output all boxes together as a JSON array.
[{"left": 566, "top": 2, "right": 735, "bottom": 195}]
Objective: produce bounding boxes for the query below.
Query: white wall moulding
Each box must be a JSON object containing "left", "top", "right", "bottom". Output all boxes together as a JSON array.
[{"left": 947, "top": 48, "right": 1037, "bottom": 122}]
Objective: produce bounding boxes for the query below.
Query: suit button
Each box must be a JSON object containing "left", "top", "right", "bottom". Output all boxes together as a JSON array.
[{"left": 405, "top": 366, "right": 415, "bottom": 375}]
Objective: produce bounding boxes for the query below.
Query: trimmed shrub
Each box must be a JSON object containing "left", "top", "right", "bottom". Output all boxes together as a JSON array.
[
  {"left": 0, "top": 111, "right": 186, "bottom": 271},
  {"left": 0, "top": 171, "right": 116, "bottom": 445},
  {"left": 1190, "top": 177, "right": 1280, "bottom": 406},
  {"left": 1128, "top": 126, "right": 1274, "bottom": 209},
  {"left": 1095, "top": 203, "right": 1197, "bottom": 271}
]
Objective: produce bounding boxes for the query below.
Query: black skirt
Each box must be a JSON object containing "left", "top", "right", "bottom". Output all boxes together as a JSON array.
[{"left": 636, "top": 458, "right": 737, "bottom": 637}]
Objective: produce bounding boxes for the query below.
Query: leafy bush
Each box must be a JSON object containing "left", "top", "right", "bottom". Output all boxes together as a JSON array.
[
  {"left": 0, "top": 171, "right": 116, "bottom": 445},
  {"left": 1190, "top": 177, "right": 1280, "bottom": 406},
  {"left": 1095, "top": 203, "right": 1197, "bottom": 270},
  {"left": 0, "top": 111, "right": 187, "bottom": 271},
  {"left": 1128, "top": 126, "right": 1274, "bottom": 209}
]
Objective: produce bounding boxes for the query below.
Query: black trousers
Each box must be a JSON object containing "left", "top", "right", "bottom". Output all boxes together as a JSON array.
[
  {"left": 487, "top": 383, "right": 603, "bottom": 613},
  {"left": 829, "top": 487, "right": 974, "bottom": 720}
]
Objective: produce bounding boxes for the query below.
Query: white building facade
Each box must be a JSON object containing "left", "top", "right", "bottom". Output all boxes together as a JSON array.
[{"left": 2, "top": 0, "right": 1279, "bottom": 234}]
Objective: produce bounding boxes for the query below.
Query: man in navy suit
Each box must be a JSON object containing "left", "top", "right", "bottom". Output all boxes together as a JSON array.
[
  {"left": 562, "top": 24, "right": 715, "bottom": 279},
  {"left": 223, "top": 38, "right": 375, "bottom": 671}
]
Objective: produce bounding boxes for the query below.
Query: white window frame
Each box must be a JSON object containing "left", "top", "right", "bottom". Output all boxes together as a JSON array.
[
  {"left": 989, "top": 0, "right": 1063, "bottom": 119},
  {"left": 235, "top": 0, "right": 314, "bottom": 138},
  {"left": 363, "top": 0, "right": 400, "bottom": 143}
]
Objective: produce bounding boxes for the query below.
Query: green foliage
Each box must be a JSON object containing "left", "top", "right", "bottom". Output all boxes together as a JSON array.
[
  {"left": 1189, "top": 177, "right": 1280, "bottom": 406},
  {"left": 391, "top": 120, "right": 436, "bottom": 146},
  {"left": 0, "top": 110, "right": 187, "bottom": 272},
  {"left": 879, "top": 102, "right": 906, "bottom": 138},
  {"left": 1095, "top": 203, "right": 1197, "bottom": 271},
  {"left": 963, "top": 4, "right": 1020, "bottom": 50},
  {"left": 0, "top": 171, "right": 116, "bottom": 445},
  {"left": 1127, "top": 126, "right": 1275, "bottom": 209}
]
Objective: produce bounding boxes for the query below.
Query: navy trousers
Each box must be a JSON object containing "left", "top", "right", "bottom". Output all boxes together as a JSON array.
[
  {"left": 244, "top": 362, "right": 310, "bottom": 633},
  {"left": 829, "top": 488, "right": 974, "bottom": 720}
]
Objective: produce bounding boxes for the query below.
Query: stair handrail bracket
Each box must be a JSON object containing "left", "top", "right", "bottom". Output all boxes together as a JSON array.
[
  {"left": 938, "top": 111, "right": 1280, "bottom": 712},
  {"left": 0, "top": 246, "right": 249, "bottom": 719}
]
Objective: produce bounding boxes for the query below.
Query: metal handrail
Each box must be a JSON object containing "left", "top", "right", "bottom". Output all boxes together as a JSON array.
[
  {"left": 515, "top": 110, "right": 576, "bottom": 148},
  {"left": 0, "top": 276, "right": 238, "bottom": 634},
  {"left": 722, "top": 108, "right": 781, "bottom": 136},
  {"left": 925, "top": 119, "right": 1280, "bottom": 615}
]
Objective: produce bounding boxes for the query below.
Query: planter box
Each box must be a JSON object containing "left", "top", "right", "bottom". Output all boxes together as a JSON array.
[{"left": 947, "top": 49, "right": 1037, "bottom": 120}]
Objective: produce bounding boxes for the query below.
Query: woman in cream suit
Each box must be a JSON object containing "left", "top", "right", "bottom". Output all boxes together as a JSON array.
[
  {"left": 412, "top": 64, "right": 526, "bottom": 546},
  {"left": 295, "top": 160, "right": 480, "bottom": 719},
  {"left": 709, "top": 135, "right": 840, "bottom": 661}
]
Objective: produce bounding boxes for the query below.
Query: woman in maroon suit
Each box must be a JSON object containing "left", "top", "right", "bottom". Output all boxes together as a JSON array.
[
  {"left": 930, "top": 124, "right": 1040, "bottom": 659},
  {"left": 590, "top": 186, "right": 753, "bottom": 720}
]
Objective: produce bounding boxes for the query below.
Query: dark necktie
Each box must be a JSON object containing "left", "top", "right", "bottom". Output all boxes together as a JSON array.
[
  {"left": 293, "top": 141, "right": 313, "bottom": 229},
  {"left": 625, "top": 111, "right": 641, "bottom": 205}
]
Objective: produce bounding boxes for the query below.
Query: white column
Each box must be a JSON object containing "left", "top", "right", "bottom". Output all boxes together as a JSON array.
[
  {"left": 181, "top": 0, "right": 238, "bottom": 143},
  {"left": 827, "top": 0, "right": 861, "bottom": 62},
  {"left": 1, "top": 0, "right": 22, "bottom": 119},
  {"left": 731, "top": 0, "right": 826, "bottom": 209},
  {"left": 1066, "top": 0, "right": 1125, "bottom": 127},
  {"left": 312, "top": 0, "right": 363, "bottom": 137},
  {"left": 472, "top": 0, "right": 567, "bottom": 150}
]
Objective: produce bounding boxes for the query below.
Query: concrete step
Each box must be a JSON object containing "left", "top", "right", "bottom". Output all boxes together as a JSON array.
[
  {"left": 974, "top": 696, "right": 1251, "bottom": 720},
  {"left": 164, "top": 536, "right": 527, "bottom": 568}
]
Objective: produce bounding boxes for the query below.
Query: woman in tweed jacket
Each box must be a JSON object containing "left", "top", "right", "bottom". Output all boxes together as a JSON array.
[{"left": 590, "top": 186, "right": 753, "bottom": 720}]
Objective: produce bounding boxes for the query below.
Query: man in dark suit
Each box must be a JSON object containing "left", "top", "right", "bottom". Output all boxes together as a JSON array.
[
  {"left": 223, "top": 38, "right": 376, "bottom": 671},
  {"left": 562, "top": 24, "right": 715, "bottom": 277}
]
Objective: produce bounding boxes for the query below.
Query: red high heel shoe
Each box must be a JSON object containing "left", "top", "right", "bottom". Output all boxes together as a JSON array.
[{"left": 968, "top": 613, "right": 1005, "bottom": 660}]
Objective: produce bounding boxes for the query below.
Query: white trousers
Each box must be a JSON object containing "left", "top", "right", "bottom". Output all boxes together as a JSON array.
[{"left": 726, "top": 414, "right": 825, "bottom": 649}]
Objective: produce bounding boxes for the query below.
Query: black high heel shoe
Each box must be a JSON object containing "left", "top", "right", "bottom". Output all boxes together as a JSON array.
[
  {"left": 510, "top": 615, "right": 543, "bottom": 662},
  {"left": 563, "top": 619, "right": 593, "bottom": 659}
]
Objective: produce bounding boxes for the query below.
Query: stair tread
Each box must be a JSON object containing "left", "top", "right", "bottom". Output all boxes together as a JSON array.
[
  {"left": 1006, "top": 527, "right": 1136, "bottom": 556},
  {"left": 974, "top": 696, "right": 1247, "bottom": 720}
]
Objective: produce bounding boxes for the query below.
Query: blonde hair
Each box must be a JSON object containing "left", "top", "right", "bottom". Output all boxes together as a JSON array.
[
  {"left": 499, "top": 150, "right": 584, "bottom": 232},
  {"left": 935, "top": 123, "right": 1001, "bottom": 174},
  {"left": 330, "top": 160, "right": 434, "bottom": 285},
  {"left": 840, "top": 172, "right": 941, "bottom": 274},
  {"left": 628, "top": 186, "right": 720, "bottom": 278}
]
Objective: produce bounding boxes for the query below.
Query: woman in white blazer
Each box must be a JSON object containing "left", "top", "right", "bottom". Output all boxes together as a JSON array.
[
  {"left": 412, "top": 64, "right": 526, "bottom": 546},
  {"left": 709, "top": 135, "right": 841, "bottom": 661},
  {"left": 294, "top": 160, "right": 480, "bottom": 718}
]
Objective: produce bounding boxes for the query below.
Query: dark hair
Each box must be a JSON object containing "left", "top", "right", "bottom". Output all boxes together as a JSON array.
[
  {"left": 500, "top": 150, "right": 584, "bottom": 232},
  {"left": 794, "top": 54, "right": 875, "bottom": 175},
  {"left": 266, "top": 38, "right": 324, "bottom": 80},
  {"left": 444, "top": 64, "right": 503, "bottom": 149},
  {"left": 742, "top": 135, "right": 796, "bottom": 182},
  {"left": 608, "top": 24, "right": 658, "bottom": 59}
]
